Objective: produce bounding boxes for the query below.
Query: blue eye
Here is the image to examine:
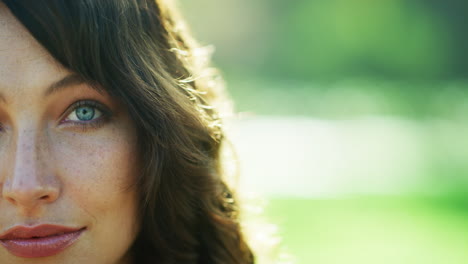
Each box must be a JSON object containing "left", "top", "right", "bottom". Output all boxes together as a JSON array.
[
  {"left": 60, "top": 100, "right": 111, "bottom": 131},
  {"left": 75, "top": 106, "right": 96, "bottom": 121},
  {"left": 64, "top": 101, "right": 105, "bottom": 123}
]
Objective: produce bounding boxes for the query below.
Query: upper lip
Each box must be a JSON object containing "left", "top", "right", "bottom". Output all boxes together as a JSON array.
[{"left": 0, "top": 225, "right": 84, "bottom": 240}]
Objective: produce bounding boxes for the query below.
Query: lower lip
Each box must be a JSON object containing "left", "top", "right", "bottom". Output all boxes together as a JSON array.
[{"left": 0, "top": 229, "right": 85, "bottom": 258}]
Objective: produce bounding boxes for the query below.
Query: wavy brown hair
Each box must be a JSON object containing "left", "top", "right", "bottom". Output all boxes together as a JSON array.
[{"left": 2, "top": 0, "right": 254, "bottom": 263}]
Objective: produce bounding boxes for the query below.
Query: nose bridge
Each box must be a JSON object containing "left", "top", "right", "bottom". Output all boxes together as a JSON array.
[
  {"left": 13, "top": 127, "right": 43, "bottom": 185},
  {"left": 2, "top": 125, "right": 59, "bottom": 208}
]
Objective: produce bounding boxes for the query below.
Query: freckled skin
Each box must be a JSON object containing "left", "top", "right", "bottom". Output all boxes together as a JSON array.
[{"left": 0, "top": 3, "right": 140, "bottom": 264}]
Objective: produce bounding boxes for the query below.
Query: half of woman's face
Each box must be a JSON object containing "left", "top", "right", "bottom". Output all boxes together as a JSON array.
[{"left": 0, "top": 4, "right": 140, "bottom": 264}]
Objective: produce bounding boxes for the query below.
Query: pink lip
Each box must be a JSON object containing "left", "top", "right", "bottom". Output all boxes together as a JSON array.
[{"left": 0, "top": 224, "right": 85, "bottom": 258}]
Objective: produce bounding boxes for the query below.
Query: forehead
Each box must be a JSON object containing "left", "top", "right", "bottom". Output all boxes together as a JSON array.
[{"left": 0, "top": 3, "right": 64, "bottom": 92}]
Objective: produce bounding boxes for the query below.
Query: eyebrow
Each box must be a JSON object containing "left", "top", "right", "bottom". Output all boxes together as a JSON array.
[
  {"left": 0, "top": 74, "right": 92, "bottom": 104},
  {"left": 43, "top": 74, "right": 88, "bottom": 97}
]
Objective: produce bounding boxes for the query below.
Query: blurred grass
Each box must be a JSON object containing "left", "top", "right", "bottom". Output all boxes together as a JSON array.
[{"left": 265, "top": 196, "right": 468, "bottom": 264}]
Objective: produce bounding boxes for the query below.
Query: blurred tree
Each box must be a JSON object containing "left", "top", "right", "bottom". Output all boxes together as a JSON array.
[
  {"left": 268, "top": 0, "right": 451, "bottom": 80},
  {"left": 426, "top": 0, "right": 468, "bottom": 78},
  {"left": 179, "top": 0, "right": 466, "bottom": 81}
]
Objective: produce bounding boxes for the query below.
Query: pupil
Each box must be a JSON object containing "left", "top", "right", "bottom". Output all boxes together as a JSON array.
[{"left": 76, "top": 106, "right": 95, "bottom": 121}]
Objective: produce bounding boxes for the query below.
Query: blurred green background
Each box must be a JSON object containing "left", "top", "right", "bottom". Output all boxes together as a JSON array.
[{"left": 179, "top": 1, "right": 468, "bottom": 263}]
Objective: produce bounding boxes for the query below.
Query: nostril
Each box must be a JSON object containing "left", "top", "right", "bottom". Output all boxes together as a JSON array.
[
  {"left": 6, "top": 197, "right": 17, "bottom": 205},
  {"left": 3, "top": 186, "right": 60, "bottom": 206}
]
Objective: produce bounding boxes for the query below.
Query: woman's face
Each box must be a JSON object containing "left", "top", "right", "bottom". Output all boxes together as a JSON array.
[{"left": 0, "top": 4, "right": 140, "bottom": 264}]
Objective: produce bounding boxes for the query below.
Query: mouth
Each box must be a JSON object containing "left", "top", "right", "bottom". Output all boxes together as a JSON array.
[{"left": 0, "top": 224, "right": 86, "bottom": 258}]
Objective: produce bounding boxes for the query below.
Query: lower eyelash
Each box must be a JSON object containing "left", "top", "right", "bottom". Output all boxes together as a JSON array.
[{"left": 72, "top": 115, "right": 109, "bottom": 132}]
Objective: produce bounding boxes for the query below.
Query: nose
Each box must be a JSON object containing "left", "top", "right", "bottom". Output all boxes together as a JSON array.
[{"left": 2, "top": 128, "right": 60, "bottom": 210}]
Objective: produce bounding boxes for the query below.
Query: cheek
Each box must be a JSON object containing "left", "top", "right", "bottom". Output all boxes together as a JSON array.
[
  {"left": 50, "top": 128, "right": 139, "bottom": 213},
  {"left": 49, "top": 125, "right": 140, "bottom": 263}
]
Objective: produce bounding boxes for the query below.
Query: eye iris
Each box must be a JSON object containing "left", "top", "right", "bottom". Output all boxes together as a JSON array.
[{"left": 75, "top": 106, "right": 95, "bottom": 121}]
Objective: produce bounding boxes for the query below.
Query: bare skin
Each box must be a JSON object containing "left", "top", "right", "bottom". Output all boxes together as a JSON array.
[{"left": 0, "top": 3, "right": 139, "bottom": 264}]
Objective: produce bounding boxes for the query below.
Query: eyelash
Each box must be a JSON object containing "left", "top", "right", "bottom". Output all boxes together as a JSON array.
[{"left": 60, "top": 100, "right": 112, "bottom": 131}]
